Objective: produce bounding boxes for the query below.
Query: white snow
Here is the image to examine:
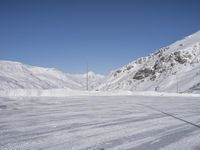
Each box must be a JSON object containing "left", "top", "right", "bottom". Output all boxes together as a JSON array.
[
  {"left": 0, "top": 89, "right": 200, "bottom": 97},
  {"left": 1, "top": 31, "right": 200, "bottom": 150},
  {"left": 0, "top": 95, "right": 200, "bottom": 150},
  {"left": 1, "top": 31, "right": 200, "bottom": 93},
  {"left": 0, "top": 60, "right": 104, "bottom": 91},
  {"left": 67, "top": 71, "right": 105, "bottom": 91},
  {"left": 98, "top": 31, "right": 200, "bottom": 93}
]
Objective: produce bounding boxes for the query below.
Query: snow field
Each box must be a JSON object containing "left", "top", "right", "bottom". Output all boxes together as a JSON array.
[{"left": 0, "top": 95, "right": 200, "bottom": 150}]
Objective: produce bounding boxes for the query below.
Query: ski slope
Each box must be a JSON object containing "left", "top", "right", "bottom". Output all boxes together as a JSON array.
[{"left": 1, "top": 95, "right": 200, "bottom": 150}]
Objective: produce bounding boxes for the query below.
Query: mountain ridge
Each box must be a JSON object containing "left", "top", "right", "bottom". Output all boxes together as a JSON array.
[
  {"left": 0, "top": 60, "right": 104, "bottom": 90},
  {"left": 1, "top": 30, "right": 200, "bottom": 93},
  {"left": 97, "top": 30, "right": 200, "bottom": 93}
]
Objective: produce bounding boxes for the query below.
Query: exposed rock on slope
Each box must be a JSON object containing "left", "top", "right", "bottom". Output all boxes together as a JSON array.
[{"left": 98, "top": 31, "right": 200, "bottom": 93}]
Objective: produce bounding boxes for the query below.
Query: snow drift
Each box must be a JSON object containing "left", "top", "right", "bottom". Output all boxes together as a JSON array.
[{"left": 0, "top": 89, "right": 199, "bottom": 97}]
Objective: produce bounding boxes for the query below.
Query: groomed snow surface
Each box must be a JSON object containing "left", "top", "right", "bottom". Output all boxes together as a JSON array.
[{"left": 1, "top": 94, "right": 200, "bottom": 150}]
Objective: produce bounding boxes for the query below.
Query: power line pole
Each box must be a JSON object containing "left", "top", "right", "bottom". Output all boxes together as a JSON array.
[
  {"left": 86, "top": 63, "right": 89, "bottom": 91},
  {"left": 176, "top": 74, "right": 179, "bottom": 93}
]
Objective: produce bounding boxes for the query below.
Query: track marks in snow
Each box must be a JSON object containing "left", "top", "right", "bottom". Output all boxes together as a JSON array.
[{"left": 0, "top": 96, "right": 200, "bottom": 150}]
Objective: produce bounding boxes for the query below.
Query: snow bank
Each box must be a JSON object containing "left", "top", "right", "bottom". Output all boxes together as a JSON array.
[
  {"left": 0, "top": 89, "right": 133, "bottom": 97},
  {"left": 0, "top": 89, "right": 200, "bottom": 97}
]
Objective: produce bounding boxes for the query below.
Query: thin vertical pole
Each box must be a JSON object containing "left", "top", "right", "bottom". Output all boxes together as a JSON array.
[
  {"left": 86, "top": 63, "right": 89, "bottom": 91},
  {"left": 176, "top": 74, "right": 179, "bottom": 93}
]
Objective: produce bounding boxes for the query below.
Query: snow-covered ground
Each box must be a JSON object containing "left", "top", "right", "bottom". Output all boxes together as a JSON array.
[{"left": 1, "top": 95, "right": 200, "bottom": 150}]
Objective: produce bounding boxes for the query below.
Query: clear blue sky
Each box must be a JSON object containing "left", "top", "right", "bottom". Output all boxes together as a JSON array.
[{"left": 0, "top": 0, "right": 200, "bottom": 74}]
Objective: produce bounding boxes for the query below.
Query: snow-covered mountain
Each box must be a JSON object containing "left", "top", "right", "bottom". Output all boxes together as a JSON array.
[
  {"left": 98, "top": 31, "right": 200, "bottom": 93},
  {"left": 1, "top": 31, "right": 200, "bottom": 93},
  {"left": 67, "top": 71, "right": 104, "bottom": 90},
  {"left": 0, "top": 60, "right": 104, "bottom": 90}
]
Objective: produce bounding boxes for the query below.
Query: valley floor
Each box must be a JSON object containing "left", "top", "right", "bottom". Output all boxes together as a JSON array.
[{"left": 0, "top": 95, "right": 200, "bottom": 150}]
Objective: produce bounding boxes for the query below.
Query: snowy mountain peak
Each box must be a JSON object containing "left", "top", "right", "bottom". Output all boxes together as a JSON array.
[
  {"left": 98, "top": 30, "right": 200, "bottom": 93},
  {"left": 1, "top": 31, "right": 200, "bottom": 93},
  {"left": 0, "top": 60, "right": 104, "bottom": 90}
]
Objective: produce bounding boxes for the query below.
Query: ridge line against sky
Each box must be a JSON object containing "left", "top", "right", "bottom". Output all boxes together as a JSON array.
[{"left": 0, "top": 0, "right": 200, "bottom": 74}]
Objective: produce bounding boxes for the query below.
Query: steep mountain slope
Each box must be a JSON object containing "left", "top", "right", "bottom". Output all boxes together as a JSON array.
[
  {"left": 0, "top": 61, "right": 104, "bottom": 90},
  {"left": 98, "top": 31, "right": 200, "bottom": 93}
]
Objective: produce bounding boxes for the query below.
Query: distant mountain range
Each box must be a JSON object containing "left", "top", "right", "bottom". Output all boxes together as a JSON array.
[
  {"left": 0, "top": 60, "right": 104, "bottom": 90},
  {"left": 1, "top": 30, "right": 200, "bottom": 93}
]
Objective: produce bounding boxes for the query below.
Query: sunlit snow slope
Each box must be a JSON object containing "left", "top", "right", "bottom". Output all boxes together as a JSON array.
[
  {"left": 67, "top": 71, "right": 104, "bottom": 90},
  {"left": 1, "top": 31, "right": 200, "bottom": 93},
  {"left": 0, "top": 61, "right": 103, "bottom": 90},
  {"left": 98, "top": 31, "right": 200, "bottom": 93}
]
